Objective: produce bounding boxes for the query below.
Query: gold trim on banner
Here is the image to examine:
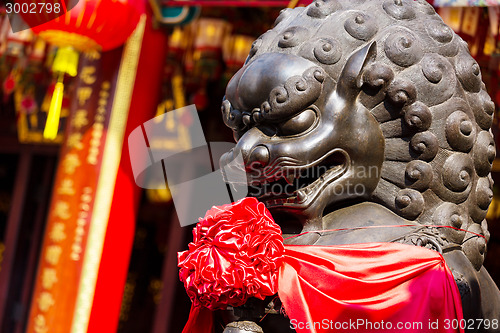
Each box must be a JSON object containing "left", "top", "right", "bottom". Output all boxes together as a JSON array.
[{"left": 70, "top": 15, "right": 146, "bottom": 333}]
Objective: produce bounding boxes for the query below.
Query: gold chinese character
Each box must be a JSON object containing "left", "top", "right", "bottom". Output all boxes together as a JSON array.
[
  {"left": 33, "top": 314, "right": 48, "bottom": 333},
  {"left": 49, "top": 223, "right": 66, "bottom": 242},
  {"left": 41, "top": 268, "right": 58, "bottom": 289},
  {"left": 93, "top": 123, "right": 104, "bottom": 133},
  {"left": 63, "top": 153, "right": 81, "bottom": 174},
  {"left": 75, "top": 226, "right": 85, "bottom": 237},
  {"left": 84, "top": 50, "right": 101, "bottom": 61},
  {"left": 53, "top": 201, "right": 71, "bottom": 220},
  {"left": 67, "top": 133, "right": 84, "bottom": 150},
  {"left": 95, "top": 113, "right": 105, "bottom": 124},
  {"left": 80, "top": 66, "right": 97, "bottom": 85},
  {"left": 81, "top": 191, "right": 92, "bottom": 203},
  {"left": 71, "top": 243, "right": 82, "bottom": 255},
  {"left": 72, "top": 110, "right": 89, "bottom": 130},
  {"left": 58, "top": 179, "right": 75, "bottom": 196},
  {"left": 45, "top": 245, "right": 62, "bottom": 265},
  {"left": 37, "top": 292, "right": 55, "bottom": 312},
  {"left": 99, "top": 92, "right": 109, "bottom": 102},
  {"left": 77, "top": 87, "right": 93, "bottom": 106},
  {"left": 78, "top": 211, "right": 89, "bottom": 220}
]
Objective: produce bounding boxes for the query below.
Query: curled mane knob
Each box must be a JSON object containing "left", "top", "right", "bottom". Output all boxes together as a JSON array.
[
  {"left": 362, "top": 63, "right": 394, "bottom": 90},
  {"left": 387, "top": 79, "right": 417, "bottom": 107},
  {"left": 462, "top": 223, "right": 486, "bottom": 270},
  {"left": 405, "top": 160, "right": 433, "bottom": 191},
  {"left": 402, "top": 102, "right": 431, "bottom": 132},
  {"left": 442, "top": 154, "right": 474, "bottom": 193},
  {"left": 344, "top": 12, "right": 378, "bottom": 41},
  {"left": 248, "top": 38, "right": 262, "bottom": 59},
  {"left": 469, "top": 177, "right": 493, "bottom": 224},
  {"left": 445, "top": 111, "right": 476, "bottom": 153},
  {"left": 278, "top": 26, "right": 309, "bottom": 48},
  {"left": 471, "top": 90, "right": 495, "bottom": 130},
  {"left": 413, "top": 0, "right": 436, "bottom": 15},
  {"left": 427, "top": 21, "right": 454, "bottom": 44},
  {"left": 313, "top": 38, "right": 342, "bottom": 65},
  {"left": 395, "top": 189, "right": 424, "bottom": 220},
  {"left": 474, "top": 177, "right": 494, "bottom": 211},
  {"left": 383, "top": 0, "right": 416, "bottom": 20},
  {"left": 473, "top": 131, "right": 496, "bottom": 177},
  {"left": 432, "top": 203, "right": 467, "bottom": 244},
  {"left": 274, "top": 8, "right": 292, "bottom": 27},
  {"left": 456, "top": 51, "right": 482, "bottom": 93},
  {"left": 422, "top": 54, "right": 449, "bottom": 84},
  {"left": 410, "top": 132, "right": 439, "bottom": 161},
  {"left": 481, "top": 91, "right": 495, "bottom": 116},
  {"left": 426, "top": 20, "right": 459, "bottom": 57},
  {"left": 384, "top": 29, "right": 423, "bottom": 67},
  {"left": 307, "top": 0, "right": 342, "bottom": 18}
]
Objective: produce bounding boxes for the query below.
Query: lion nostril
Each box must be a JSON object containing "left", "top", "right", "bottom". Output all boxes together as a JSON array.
[{"left": 248, "top": 145, "right": 270, "bottom": 169}]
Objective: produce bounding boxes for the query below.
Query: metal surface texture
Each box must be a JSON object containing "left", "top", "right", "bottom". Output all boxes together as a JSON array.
[{"left": 220, "top": 0, "right": 500, "bottom": 331}]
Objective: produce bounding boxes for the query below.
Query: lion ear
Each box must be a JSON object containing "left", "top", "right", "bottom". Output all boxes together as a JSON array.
[{"left": 336, "top": 41, "right": 376, "bottom": 101}]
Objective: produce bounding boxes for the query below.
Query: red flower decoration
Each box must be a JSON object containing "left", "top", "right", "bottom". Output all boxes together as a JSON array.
[{"left": 178, "top": 197, "right": 284, "bottom": 311}]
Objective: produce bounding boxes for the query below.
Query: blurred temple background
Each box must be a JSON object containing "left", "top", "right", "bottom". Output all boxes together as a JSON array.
[{"left": 0, "top": 0, "right": 499, "bottom": 332}]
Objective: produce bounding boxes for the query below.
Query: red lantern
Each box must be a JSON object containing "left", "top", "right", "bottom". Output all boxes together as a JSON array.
[
  {"left": 22, "top": 0, "right": 144, "bottom": 139},
  {"left": 30, "top": 0, "right": 144, "bottom": 52}
]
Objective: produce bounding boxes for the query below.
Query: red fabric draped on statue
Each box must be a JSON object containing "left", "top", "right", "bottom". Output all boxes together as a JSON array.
[
  {"left": 179, "top": 198, "right": 464, "bottom": 333},
  {"left": 280, "top": 243, "right": 463, "bottom": 333},
  {"left": 183, "top": 242, "right": 463, "bottom": 333}
]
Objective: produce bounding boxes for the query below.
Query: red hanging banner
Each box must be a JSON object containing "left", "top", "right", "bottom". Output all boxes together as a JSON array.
[{"left": 26, "top": 17, "right": 146, "bottom": 333}]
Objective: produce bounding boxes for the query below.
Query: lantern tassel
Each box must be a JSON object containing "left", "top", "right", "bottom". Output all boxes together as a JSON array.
[
  {"left": 43, "top": 76, "right": 64, "bottom": 140},
  {"left": 52, "top": 46, "right": 79, "bottom": 77},
  {"left": 43, "top": 46, "right": 79, "bottom": 140}
]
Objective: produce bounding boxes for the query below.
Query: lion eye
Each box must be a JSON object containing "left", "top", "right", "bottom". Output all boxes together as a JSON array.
[{"left": 278, "top": 109, "right": 317, "bottom": 136}]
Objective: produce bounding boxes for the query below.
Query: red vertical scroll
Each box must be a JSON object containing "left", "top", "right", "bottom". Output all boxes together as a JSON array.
[{"left": 26, "top": 16, "right": 147, "bottom": 333}]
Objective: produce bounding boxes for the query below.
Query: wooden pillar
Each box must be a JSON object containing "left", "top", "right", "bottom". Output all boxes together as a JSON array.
[{"left": 0, "top": 151, "right": 32, "bottom": 328}]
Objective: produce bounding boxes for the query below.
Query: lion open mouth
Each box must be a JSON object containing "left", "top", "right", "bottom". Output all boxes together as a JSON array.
[{"left": 248, "top": 149, "right": 349, "bottom": 208}]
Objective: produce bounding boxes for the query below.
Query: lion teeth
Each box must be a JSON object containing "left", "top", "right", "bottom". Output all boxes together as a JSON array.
[{"left": 297, "top": 190, "right": 306, "bottom": 202}]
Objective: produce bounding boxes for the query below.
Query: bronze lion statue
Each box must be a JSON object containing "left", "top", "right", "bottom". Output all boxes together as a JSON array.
[{"left": 219, "top": 0, "right": 500, "bottom": 331}]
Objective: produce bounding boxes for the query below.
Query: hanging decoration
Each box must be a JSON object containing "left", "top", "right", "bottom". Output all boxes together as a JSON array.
[
  {"left": 1, "top": 22, "right": 32, "bottom": 103},
  {"left": 222, "top": 34, "right": 253, "bottom": 80},
  {"left": 21, "top": 0, "right": 144, "bottom": 140},
  {"left": 192, "top": 18, "right": 231, "bottom": 81},
  {"left": 0, "top": 12, "right": 73, "bottom": 143},
  {"left": 154, "top": 12, "right": 256, "bottom": 126},
  {"left": 149, "top": 0, "right": 200, "bottom": 26}
]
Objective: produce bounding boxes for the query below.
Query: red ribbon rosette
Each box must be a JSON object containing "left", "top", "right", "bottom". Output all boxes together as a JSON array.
[{"left": 178, "top": 197, "right": 285, "bottom": 311}]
